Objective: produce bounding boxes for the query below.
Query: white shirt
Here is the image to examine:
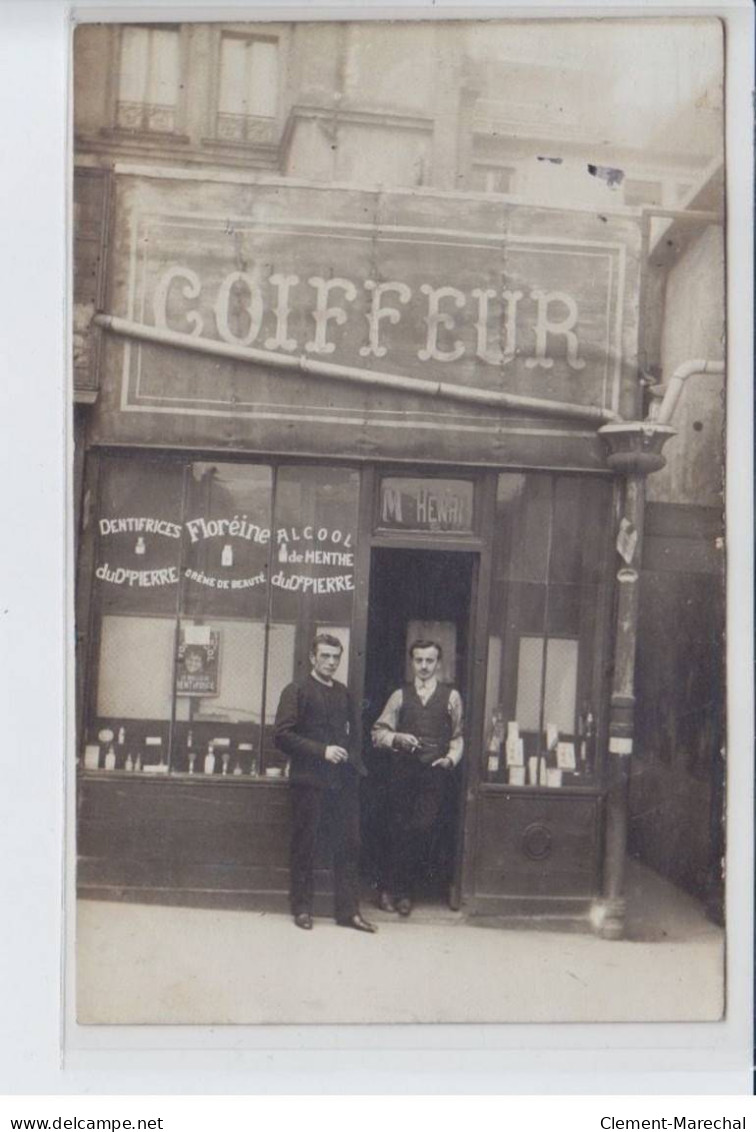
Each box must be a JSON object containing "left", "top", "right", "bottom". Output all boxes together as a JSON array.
[{"left": 371, "top": 678, "right": 464, "bottom": 765}]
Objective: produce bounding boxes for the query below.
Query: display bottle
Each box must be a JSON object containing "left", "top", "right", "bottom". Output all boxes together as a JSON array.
[
  {"left": 578, "top": 706, "right": 587, "bottom": 769},
  {"left": 238, "top": 742, "right": 253, "bottom": 775},
  {"left": 104, "top": 744, "right": 116, "bottom": 771},
  {"left": 486, "top": 730, "right": 501, "bottom": 776},
  {"left": 585, "top": 710, "right": 595, "bottom": 772},
  {"left": 204, "top": 744, "right": 216, "bottom": 775},
  {"left": 187, "top": 729, "right": 195, "bottom": 775},
  {"left": 135, "top": 753, "right": 142, "bottom": 772},
  {"left": 125, "top": 752, "right": 134, "bottom": 773},
  {"left": 486, "top": 708, "right": 503, "bottom": 776},
  {"left": 221, "top": 751, "right": 230, "bottom": 776}
]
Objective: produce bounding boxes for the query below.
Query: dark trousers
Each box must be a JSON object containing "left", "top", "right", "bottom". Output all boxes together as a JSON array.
[
  {"left": 388, "top": 754, "right": 447, "bottom": 900},
  {"left": 289, "top": 775, "right": 361, "bottom": 921}
]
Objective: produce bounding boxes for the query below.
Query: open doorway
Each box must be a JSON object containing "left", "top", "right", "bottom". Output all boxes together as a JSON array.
[{"left": 361, "top": 548, "right": 475, "bottom": 909}]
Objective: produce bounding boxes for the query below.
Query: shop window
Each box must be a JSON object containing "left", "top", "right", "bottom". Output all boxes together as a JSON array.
[
  {"left": 483, "top": 473, "right": 613, "bottom": 789},
  {"left": 116, "top": 26, "right": 181, "bottom": 134},
  {"left": 216, "top": 33, "right": 279, "bottom": 143},
  {"left": 82, "top": 457, "right": 360, "bottom": 781}
]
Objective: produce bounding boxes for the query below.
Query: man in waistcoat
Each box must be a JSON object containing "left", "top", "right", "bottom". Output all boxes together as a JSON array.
[
  {"left": 371, "top": 639, "right": 464, "bottom": 917},
  {"left": 274, "top": 633, "right": 377, "bottom": 933}
]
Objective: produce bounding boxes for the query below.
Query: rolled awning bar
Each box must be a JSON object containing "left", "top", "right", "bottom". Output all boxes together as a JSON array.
[{"left": 94, "top": 313, "right": 621, "bottom": 426}]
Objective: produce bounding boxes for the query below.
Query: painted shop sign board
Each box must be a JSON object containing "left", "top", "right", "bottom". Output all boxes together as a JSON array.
[
  {"left": 94, "top": 173, "right": 642, "bottom": 465},
  {"left": 379, "top": 477, "right": 474, "bottom": 532}
]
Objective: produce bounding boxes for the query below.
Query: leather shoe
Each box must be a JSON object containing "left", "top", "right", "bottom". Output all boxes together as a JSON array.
[
  {"left": 378, "top": 891, "right": 397, "bottom": 913},
  {"left": 395, "top": 898, "right": 412, "bottom": 917},
  {"left": 294, "top": 912, "right": 313, "bottom": 930},
  {"left": 337, "top": 914, "right": 377, "bottom": 933}
]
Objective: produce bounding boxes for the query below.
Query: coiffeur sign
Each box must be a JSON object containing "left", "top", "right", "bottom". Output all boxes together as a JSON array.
[{"left": 94, "top": 173, "right": 642, "bottom": 466}]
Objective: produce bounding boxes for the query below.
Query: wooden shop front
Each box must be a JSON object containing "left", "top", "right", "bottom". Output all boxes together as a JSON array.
[{"left": 75, "top": 169, "right": 650, "bottom": 931}]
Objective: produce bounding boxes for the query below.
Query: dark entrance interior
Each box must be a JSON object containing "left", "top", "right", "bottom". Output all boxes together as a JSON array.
[{"left": 361, "top": 548, "right": 475, "bottom": 907}]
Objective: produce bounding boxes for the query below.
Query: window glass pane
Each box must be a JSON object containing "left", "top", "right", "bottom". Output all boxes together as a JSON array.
[
  {"left": 249, "top": 40, "right": 279, "bottom": 117},
  {"left": 546, "top": 584, "right": 581, "bottom": 636},
  {"left": 118, "top": 28, "right": 149, "bottom": 104},
  {"left": 97, "top": 614, "right": 175, "bottom": 720},
  {"left": 263, "top": 466, "right": 360, "bottom": 773},
  {"left": 96, "top": 458, "right": 184, "bottom": 615},
  {"left": 174, "top": 463, "right": 272, "bottom": 772},
  {"left": 543, "top": 638, "right": 579, "bottom": 735},
  {"left": 265, "top": 623, "right": 297, "bottom": 716},
  {"left": 92, "top": 614, "right": 175, "bottom": 771},
  {"left": 272, "top": 466, "right": 359, "bottom": 634},
  {"left": 182, "top": 462, "right": 272, "bottom": 620},
  {"left": 482, "top": 634, "right": 502, "bottom": 739},
  {"left": 219, "top": 36, "right": 247, "bottom": 114},
  {"left": 148, "top": 28, "right": 179, "bottom": 109},
  {"left": 173, "top": 617, "right": 265, "bottom": 776},
  {"left": 261, "top": 622, "right": 297, "bottom": 777},
  {"left": 118, "top": 27, "right": 179, "bottom": 132},
  {"left": 502, "top": 580, "right": 546, "bottom": 636},
  {"left": 487, "top": 472, "right": 612, "bottom": 787},
  {"left": 505, "top": 475, "right": 552, "bottom": 582},
  {"left": 515, "top": 636, "right": 544, "bottom": 733},
  {"left": 550, "top": 477, "right": 612, "bottom": 584}
]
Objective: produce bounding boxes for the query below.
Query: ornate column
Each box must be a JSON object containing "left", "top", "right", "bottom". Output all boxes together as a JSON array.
[{"left": 595, "top": 422, "right": 677, "bottom": 939}]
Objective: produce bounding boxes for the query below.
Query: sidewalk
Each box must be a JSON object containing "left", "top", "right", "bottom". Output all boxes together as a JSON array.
[{"left": 76, "top": 860, "right": 724, "bottom": 1025}]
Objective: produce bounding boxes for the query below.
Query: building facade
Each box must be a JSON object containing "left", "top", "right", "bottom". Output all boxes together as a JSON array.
[{"left": 73, "top": 20, "right": 725, "bottom": 933}]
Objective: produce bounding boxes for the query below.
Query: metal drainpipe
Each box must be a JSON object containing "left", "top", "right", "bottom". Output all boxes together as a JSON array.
[
  {"left": 93, "top": 313, "right": 621, "bottom": 426},
  {"left": 596, "top": 357, "right": 724, "bottom": 938},
  {"left": 650, "top": 359, "right": 725, "bottom": 425}
]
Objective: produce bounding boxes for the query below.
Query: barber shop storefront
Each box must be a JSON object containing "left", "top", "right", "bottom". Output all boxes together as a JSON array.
[{"left": 76, "top": 170, "right": 657, "bottom": 935}]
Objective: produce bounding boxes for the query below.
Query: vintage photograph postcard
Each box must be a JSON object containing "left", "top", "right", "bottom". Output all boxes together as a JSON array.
[{"left": 72, "top": 15, "right": 726, "bottom": 1024}]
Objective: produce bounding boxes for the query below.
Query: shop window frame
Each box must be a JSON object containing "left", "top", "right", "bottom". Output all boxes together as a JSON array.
[
  {"left": 79, "top": 451, "right": 363, "bottom": 784},
  {"left": 481, "top": 470, "right": 617, "bottom": 795}
]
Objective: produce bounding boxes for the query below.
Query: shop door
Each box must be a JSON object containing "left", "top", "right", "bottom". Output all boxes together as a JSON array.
[{"left": 361, "top": 548, "right": 475, "bottom": 910}]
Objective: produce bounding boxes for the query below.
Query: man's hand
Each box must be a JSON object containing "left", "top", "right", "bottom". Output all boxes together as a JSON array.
[
  {"left": 324, "top": 745, "right": 349, "bottom": 764},
  {"left": 392, "top": 733, "right": 420, "bottom": 752},
  {"left": 431, "top": 756, "right": 453, "bottom": 769}
]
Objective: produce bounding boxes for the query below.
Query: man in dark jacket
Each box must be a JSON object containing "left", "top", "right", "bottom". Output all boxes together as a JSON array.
[
  {"left": 274, "top": 633, "right": 377, "bottom": 933},
  {"left": 372, "top": 639, "right": 464, "bottom": 918}
]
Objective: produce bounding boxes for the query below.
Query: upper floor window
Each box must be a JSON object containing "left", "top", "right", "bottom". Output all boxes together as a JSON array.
[
  {"left": 217, "top": 34, "right": 279, "bottom": 143},
  {"left": 116, "top": 26, "right": 180, "bottom": 133}
]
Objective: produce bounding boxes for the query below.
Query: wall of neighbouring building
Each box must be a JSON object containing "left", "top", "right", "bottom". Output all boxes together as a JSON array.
[{"left": 631, "top": 217, "right": 725, "bottom": 922}]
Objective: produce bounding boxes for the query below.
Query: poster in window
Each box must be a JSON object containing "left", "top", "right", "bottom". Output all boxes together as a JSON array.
[{"left": 176, "top": 626, "right": 220, "bottom": 696}]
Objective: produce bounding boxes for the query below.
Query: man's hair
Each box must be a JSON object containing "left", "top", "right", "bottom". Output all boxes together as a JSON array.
[
  {"left": 310, "top": 632, "right": 344, "bottom": 656},
  {"left": 408, "top": 638, "right": 443, "bottom": 660}
]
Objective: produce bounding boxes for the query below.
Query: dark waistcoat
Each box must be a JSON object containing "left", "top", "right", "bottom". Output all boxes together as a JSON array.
[{"left": 398, "top": 683, "right": 453, "bottom": 765}]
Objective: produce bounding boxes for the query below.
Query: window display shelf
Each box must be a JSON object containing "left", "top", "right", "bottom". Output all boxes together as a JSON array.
[
  {"left": 478, "top": 780, "right": 602, "bottom": 797},
  {"left": 78, "top": 768, "right": 290, "bottom": 786}
]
